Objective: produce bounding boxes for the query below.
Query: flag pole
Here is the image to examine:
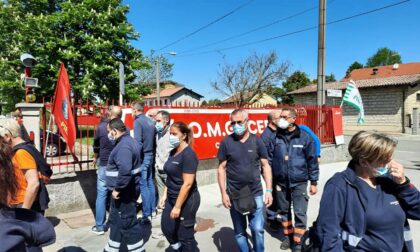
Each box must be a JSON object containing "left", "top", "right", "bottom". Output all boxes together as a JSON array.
[{"left": 43, "top": 113, "right": 53, "bottom": 158}]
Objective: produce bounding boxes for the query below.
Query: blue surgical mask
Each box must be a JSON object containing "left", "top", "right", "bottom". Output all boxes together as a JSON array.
[
  {"left": 375, "top": 165, "right": 390, "bottom": 177},
  {"left": 155, "top": 122, "right": 164, "bottom": 133},
  {"left": 169, "top": 135, "right": 180, "bottom": 148},
  {"left": 232, "top": 123, "right": 246, "bottom": 136}
]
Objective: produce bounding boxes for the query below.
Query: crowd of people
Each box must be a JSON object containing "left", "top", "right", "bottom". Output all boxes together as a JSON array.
[{"left": 0, "top": 105, "right": 419, "bottom": 252}]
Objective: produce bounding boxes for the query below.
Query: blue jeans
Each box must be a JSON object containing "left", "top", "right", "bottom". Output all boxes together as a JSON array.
[
  {"left": 230, "top": 195, "right": 265, "bottom": 252},
  {"left": 139, "top": 153, "right": 156, "bottom": 218},
  {"left": 95, "top": 165, "right": 109, "bottom": 229}
]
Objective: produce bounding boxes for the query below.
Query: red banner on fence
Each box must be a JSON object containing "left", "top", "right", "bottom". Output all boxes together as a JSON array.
[
  {"left": 123, "top": 108, "right": 300, "bottom": 160},
  {"left": 52, "top": 63, "right": 76, "bottom": 152},
  {"left": 331, "top": 107, "right": 344, "bottom": 145}
]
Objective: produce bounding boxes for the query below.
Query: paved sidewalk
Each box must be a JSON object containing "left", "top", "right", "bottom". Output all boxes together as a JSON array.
[{"left": 44, "top": 161, "right": 420, "bottom": 252}]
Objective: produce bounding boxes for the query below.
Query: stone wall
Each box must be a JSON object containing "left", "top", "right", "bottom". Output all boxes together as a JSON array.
[
  {"left": 404, "top": 85, "right": 420, "bottom": 133},
  {"left": 293, "top": 86, "right": 405, "bottom": 133},
  {"left": 45, "top": 144, "right": 349, "bottom": 215}
]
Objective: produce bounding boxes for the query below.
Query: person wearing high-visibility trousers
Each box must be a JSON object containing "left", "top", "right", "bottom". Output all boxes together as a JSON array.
[
  {"left": 104, "top": 118, "right": 145, "bottom": 252},
  {"left": 270, "top": 107, "right": 319, "bottom": 252}
]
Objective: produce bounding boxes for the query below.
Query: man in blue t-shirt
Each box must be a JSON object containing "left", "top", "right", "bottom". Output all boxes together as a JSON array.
[{"left": 217, "top": 109, "right": 273, "bottom": 252}]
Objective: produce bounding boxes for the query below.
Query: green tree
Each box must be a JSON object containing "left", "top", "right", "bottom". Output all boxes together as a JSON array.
[
  {"left": 366, "top": 47, "right": 402, "bottom": 67},
  {"left": 346, "top": 61, "right": 364, "bottom": 76},
  {"left": 0, "top": 0, "right": 146, "bottom": 112},
  {"left": 281, "top": 70, "right": 311, "bottom": 104},
  {"left": 326, "top": 73, "right": 336, "bottom": 82},
  {"left": 134, "top": 50, "right": 174, "bottom": 85},
  {"left": 208, "top": 99, "right": 222, "bottom": 105}
]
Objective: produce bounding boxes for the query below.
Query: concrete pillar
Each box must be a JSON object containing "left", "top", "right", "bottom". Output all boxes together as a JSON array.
[
  {"left": 15, "top": 103, "right": 44, "bottom": 151},
  {"left": 413, "top": 107, "right": 419, "bottom": 135}
]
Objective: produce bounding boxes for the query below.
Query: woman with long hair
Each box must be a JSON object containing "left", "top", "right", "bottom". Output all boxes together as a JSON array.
[
  {"left": 0, "top": 138, "right": 56, "bottom": 251},
  {"left": 160, "top": 122, "right": 201, "bottom": 252}
]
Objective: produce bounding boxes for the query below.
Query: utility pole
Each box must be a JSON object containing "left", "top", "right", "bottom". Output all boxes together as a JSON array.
[
  {"left": 156, "top": 56, "right": 160, "bottom": 106},
  {"left": 317, "top": 0, "right": 326, "bottom": 106},
  {"left": 119, "top": 62, "right": 124, "bottom": 106}
]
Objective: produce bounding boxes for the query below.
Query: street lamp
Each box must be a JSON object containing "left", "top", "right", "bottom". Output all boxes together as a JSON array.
[
  {"left": 20, "top": 53, "right": 38, "bottom": 102},
  {"left": 156, "top": 51, "right": 176, "bottom": 106}
]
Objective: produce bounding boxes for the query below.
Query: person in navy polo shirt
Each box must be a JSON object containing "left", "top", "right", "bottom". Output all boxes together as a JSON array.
[
  {"left": 160, "top": 122, "right": 200, "bottom": 252},
  {"left": 217, "top": 109, "right": 273, "bottom": 252},
  {"left": 316, "top": 131, "right": 420, "bottom": 252}
]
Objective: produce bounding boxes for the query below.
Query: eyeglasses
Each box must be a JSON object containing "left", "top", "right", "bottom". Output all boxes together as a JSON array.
[{"left": 230, "top": 120, "right": 247, "bottom": 126}]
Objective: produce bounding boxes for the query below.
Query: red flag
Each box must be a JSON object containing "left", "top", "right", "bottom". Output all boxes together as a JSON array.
[{"left": 52, "top": 63, "right": 76, "bottom": 152}]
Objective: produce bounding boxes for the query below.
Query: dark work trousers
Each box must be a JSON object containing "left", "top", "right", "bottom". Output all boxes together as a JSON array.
[
  {"left": 276, "top": 181, "right": 308, "bottom": 244},
  {"left": 161, "top": 191, "right": 201, "bottom": 252},
  {"left": 104, "top": 198, "right": 145, "bottom": 252},
  {"left": 267, "top": 177, "right": 279, "bottom": 222}
]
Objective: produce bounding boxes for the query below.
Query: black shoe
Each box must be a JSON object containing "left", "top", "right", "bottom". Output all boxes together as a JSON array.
[
  {"left": 292, "top": 243, "right": 302, "bottom": 252},
  {"left": 280, "top": 237, "right": 290, "bottom": 250}
]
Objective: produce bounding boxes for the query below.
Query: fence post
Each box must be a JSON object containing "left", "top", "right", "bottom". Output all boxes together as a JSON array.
[{"left": 413, "top": 107, "right": 418, "bottom": 135}]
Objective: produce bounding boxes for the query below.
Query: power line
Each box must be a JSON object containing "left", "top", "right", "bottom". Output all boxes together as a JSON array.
[
  {"left": 178, "top": 0, "right": 340, "bottom": 55},
  {"left": 177, "top": 0, "right": 409, "bottom": 58},
  {"left": 158, "top": 0, "right": 254, "bottom": 51}
]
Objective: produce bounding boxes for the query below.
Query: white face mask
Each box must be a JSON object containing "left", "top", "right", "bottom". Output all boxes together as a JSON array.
[{"left": 277, "top": 118, "right": 290, "bottom": 129}]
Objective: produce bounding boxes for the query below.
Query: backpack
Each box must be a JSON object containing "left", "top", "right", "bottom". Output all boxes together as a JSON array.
[{"left": 12, "top": 142, "right": 53, "bottom": 211}]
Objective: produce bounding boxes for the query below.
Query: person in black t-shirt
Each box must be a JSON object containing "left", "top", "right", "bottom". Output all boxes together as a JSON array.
[
  {"left": 160, "top": 122, "right": 200, "bottom": 252},
  {"left": 217, "top": 109, "right": 273, "bottom": 252}
]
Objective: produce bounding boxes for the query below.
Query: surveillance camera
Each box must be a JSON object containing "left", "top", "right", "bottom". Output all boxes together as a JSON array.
[{"left": 20, "top": 53, "right": 37, "bottom": 67}]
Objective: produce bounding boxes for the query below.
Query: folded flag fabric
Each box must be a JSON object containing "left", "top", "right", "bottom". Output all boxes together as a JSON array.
[{"left": 342, "top": 80, "right": 364, "bottom": 125}]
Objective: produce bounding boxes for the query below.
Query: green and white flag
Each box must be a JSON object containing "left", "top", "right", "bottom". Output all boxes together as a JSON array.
[{"left": 341, "top": 80, "right": 365, "bottom": 124}]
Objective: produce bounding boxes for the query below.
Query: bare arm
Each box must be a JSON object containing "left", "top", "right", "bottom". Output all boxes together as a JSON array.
[
  {"left": 171, "top": 173, "right": 196, "bottom": 219},
  {"left": 261, "top": 158, "right": 273, "bottom": 207},
  {"left": 22, "top": 169, "right": 40, "bottom": 209},
  {"left": 217, "top": 160, "right": 231, "bottom": 209},
  {"left": 159, "top": 186, "right": 168, "bottom": 208}
]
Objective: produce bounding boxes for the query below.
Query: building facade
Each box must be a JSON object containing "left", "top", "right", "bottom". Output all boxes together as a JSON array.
[
  {"left": 289, "top": 63, "right": 420, "bottom": 133},
  {"left": 143, "top": 81, "right": 203, "bottom": 107}
]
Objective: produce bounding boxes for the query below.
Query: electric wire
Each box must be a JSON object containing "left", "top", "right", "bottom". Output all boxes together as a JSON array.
[
  {"left": 177, "top": 0, "right": 410, "bottom": 58},
  {"left": 158, "top": 0, "right": 255, "bottom": 51}
]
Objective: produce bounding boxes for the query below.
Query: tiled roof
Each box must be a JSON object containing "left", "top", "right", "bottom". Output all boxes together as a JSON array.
[
  {"left": 341, "top": 62, "right": 420, "bottom": 81},
  {"left": 222, "top": 91, "right": 255, "bottom": 103},
  {"left": 289, "top": 74, "right": 420, "bottom": 94},
  {"left": 144, "top": 86, "right": 204, "bottom": 99},
  {"left": 144, "top": 86, "right": 184, "bottom": 99}
]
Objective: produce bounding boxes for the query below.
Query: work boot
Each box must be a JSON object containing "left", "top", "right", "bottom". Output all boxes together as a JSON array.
[
  {"left": 280, "top": 236, "right": 290, "bottom": 250},
  {"left": 292, "top": 243, "right": 302, "bottom": 252}
]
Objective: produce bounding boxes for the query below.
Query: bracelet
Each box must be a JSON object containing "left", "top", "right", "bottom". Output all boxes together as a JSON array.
[{"left": 265, "top": 189, "right": 273, "bottom": 193}]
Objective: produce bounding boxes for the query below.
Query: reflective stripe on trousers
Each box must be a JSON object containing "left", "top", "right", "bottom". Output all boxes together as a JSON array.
[{"left": 106, "top": 167, "right": 141, "bottom": 177}]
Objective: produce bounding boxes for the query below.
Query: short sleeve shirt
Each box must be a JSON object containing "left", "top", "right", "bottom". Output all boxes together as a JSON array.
[
  {"left": 164, "top": 146, "right": 199, "bottom": 199},
  {"left": 217, "top": 134, "right": 268, "bottom": 196},
  {"left": 11, "top": 149, "right": 37, "bottom": 205}
]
